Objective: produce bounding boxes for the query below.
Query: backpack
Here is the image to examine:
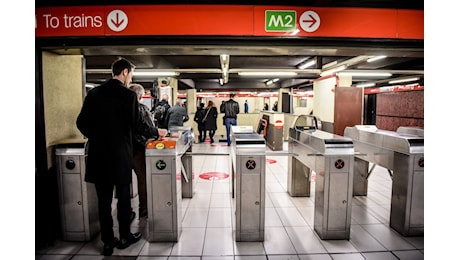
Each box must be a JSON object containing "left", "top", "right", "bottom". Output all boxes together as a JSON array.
[{"left": 153, "top": 104, "right": 167, "bottom": 121}]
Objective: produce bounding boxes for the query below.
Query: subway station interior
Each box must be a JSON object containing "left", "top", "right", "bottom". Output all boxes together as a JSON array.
[{"left": 30, "top": 1, "right": 448, "bottom": 260}]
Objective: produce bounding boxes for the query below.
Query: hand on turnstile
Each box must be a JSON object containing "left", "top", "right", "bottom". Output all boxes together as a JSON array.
[{"left": 158, "top": 129, "right": 168, "bottom": 139}]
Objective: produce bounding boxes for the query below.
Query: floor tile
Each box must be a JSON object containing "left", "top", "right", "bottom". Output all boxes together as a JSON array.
[
  {"left": 235, "top": 256, "right": 267, "bottom": 260},
  {"left": 207, "top": 207, "right": 233, "bottom": 228},
  {"left": 265, "top": 207, "right": 283, "bottom": 227},
  {"left": 276, "top": 207, "right": 309, "bottom": 227},
  {"left": 319, "top": 240, "right": 359, "bottom": 254},
  {"left": 202, "top": 227, "right": 234, "bottom": 256},
  {"left": 392, "top": 250, "right": 424, "bottom": 260},
  {"left": 360, "top": 224, "right": 415, "bottom": 251},
  {"left": 330, "top": 253, "right": 364, "bottom": 260},
  {"left": 285, "top": 226, "right": 327, "bottom": 254},
  {"left": 361, "top": 252, "right": 398, "bottom": 260},
  {"left": 298, "top": 254, "right": 333, "bottom": 260},
  {"left": 170, "top": 228, "right": 206, "bottom": 256},
  {"left": 233, "top": 241, "right": 266, "bottom": 255},
  {"left": 349, "top": 225, "right": 386, "bottom": 252},
  {"left": 182, "top": 207, "right": 209, "bottom": 228},
  {"left": 139, "top": 242, "right": 173, "bottom": 256},
  {"left": 263, "top": 227, "right": 297, "bottom": 255},
  {"left": 268, "top": 255, "right": 300, "bottom": 260},
  {"left": 268, "top": 192, "right": 296, "bottom": 208},
  {"left": 210, "top": 193, "right": 232, "bottom": 208}
]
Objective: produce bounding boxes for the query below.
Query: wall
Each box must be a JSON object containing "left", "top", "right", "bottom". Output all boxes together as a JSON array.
[
  {"left": 42, "top": 51, "right": 84, "bottom": 167},
  {"left": 375, "top": 91, "right": 424, "bottom": 131},
  {"left": 313, "top": 77, "right": 336, "bottom": 123}
]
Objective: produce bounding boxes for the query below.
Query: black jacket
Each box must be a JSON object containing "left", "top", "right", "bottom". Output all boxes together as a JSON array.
[
  {"left": 222, "top": 99, "right": 239, "bottom": 119},
  {"left": 203, "top": 107, "right": 218, "bottom": 130},
  {"left": 194, "top": 108, "right": 206, "bottom": 130},
  {"left": 153, "top": 99, "right": 170, "bottom": 129},
  {"left": 77, "top": 79, "right": 140, "bottom": 185},
  {"left": 133, "top": 103, "right": 159, "bottom": 151}
]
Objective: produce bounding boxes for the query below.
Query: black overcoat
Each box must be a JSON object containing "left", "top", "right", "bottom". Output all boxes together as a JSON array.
[
  {"left": 203, "top": 107, "right": 218, "bottom": 130},
  {"left": 76, "top": 79, "right": 140, "bottom": 185}
]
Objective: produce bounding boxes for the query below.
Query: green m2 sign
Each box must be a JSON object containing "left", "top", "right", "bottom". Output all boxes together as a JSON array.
[{"left": 265, "top": 10, "right": 297, "bottom": 32}]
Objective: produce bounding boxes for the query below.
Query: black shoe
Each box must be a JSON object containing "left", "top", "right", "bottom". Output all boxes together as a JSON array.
[
  {"left": 130, "top": 211, "right": 136, "bottom": 224},
  {"left": 102, "top": 238, "right": 119, "bottom": 256},
  {"left": 117, "top": 232, "right": 142, "bottom": 249}
]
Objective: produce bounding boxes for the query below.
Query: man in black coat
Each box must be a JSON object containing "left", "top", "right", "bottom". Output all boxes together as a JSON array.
[{"left": 76, "top": 58, "right": 142, "bottom": 256}]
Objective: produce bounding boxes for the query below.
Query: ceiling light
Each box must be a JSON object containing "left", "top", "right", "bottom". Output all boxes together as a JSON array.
[
  {"left": 297, "top": 60, "right": 316, "bottom": 69},
  {"left": 319, "top": 65, "right": 346, "bottom": 77},
  {"left": 238, "top": 72, "right": 297, "bottom": 76},
  {"left": 389, "top": 77, "right": 420, "bottom": 84},
  {"left": 356, "top": 83, "right": 375, "bottom": 88},
  {"left": 367, "top": 55, "right": 387, "bottom": 62},
  {"left": 338, "top": 72, "right": 392, "bottom": 77},
  {"left": 134, "top": 71, "right": 179, "bottom": 77}
]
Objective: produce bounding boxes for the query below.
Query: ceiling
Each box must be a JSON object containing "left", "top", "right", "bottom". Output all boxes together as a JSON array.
[{"left": 64, "top": 41, "right": 423, "bottom": 92}]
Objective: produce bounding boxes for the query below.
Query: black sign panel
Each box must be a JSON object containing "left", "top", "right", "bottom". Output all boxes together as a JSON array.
[
  {"left": 156, "top": 160, "right": 167, "bottom": 170},
  {"left": 335, "top": 159, "right": 345, "bottom": 169},
  {"left": 246, "top": 160, "right": 256, "bottom": 170}
]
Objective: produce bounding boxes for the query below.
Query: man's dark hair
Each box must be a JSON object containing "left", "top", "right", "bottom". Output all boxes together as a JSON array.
[
  {"left": 111, "top": 58, "right": 135, "bottom": 76},
  {"left": 230, "top": 93, "right": 236, "bottom": 98}
]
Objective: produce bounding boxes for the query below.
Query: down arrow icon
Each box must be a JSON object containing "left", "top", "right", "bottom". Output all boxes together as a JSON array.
[{"left": 107, "top": 10, "right": 128, "bottom": 32}]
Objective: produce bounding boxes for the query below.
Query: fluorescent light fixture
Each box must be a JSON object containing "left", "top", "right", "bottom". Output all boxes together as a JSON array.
[
  {"left": 134, "top": 71, "right": 179, "bottom": 77},
  {"left": 356, "top": 83, "right": 375, "bottom": 88},
  {"left": 297, "top": 60, "right": 316, "bottom": 69},
  {"left": 367, "top": 55, "right": 387, "bottom": 62},
  {"left": 320, "top": 65, "right": 346, "bottom": 77},
  {"left": 338, "top": 72, "right": 392, "bottom": 77},
  {"left": 238, "top": 72, "right": 297, "bottom": 76},
  {"left": 265, "top": 78, "right": 279, "bottom": 85},
  {"left": 389, "top": 77, "right": 420, "bottom": 84}
]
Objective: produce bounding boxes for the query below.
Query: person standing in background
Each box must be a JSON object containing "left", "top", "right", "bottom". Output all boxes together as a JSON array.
[
  {"left": 76, "top": 58, "right": 142, "bottom": 256},
  {"left": 203, "top": 100, "right": 218, "bottom": 144},
  {"left": 272, "top": 101, "right": 278, "bottom": 112},
  {"left": 166, "top": 100, "right": 189, "bottom": 129},
  {"left": 128, "top": 84, "right": 167, "bottom": 218},
  {"left": 194, "top": 102, "right": 206, "bottom": 142},
  {"left": 221, "top": 93, "right": 239, "bottom": 146},
  {"left": 244, "top": 100, "right": 249, "bottom": 113},
  {"left": 153, "top": 94, "right": 171, "bottom": 129}
]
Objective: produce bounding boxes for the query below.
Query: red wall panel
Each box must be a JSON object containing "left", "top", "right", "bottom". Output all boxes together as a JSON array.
[{"left": 375, "top": 91, "right": 424, "bottom": 131}]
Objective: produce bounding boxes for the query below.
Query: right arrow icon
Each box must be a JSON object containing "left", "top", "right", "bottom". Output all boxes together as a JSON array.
[{"left": 300, "top": 11, "right": 320, "bottom": 33}]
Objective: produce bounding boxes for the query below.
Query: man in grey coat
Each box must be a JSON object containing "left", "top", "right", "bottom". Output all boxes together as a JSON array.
[
  {"left": 166, "top": 100, "right": 189, "bottom": 129},
  {"left": 76, "top": 58, "right": 142, "bottom": 256}
]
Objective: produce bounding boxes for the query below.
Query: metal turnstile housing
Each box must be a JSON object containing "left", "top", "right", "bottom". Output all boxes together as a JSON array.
[
  {"left": 344, "top": 125, "right": 424, "bottom": 236},
  {"left": 289, "top": 128, "right": 354, "bottom": 240},
  {"left": 146, "top": 126, "right": 194, "bottom": 242},
  {"left": 55, "top": 139, "right": 99, "bottom": 241},
  {"left": 231, "top": 126, "right": 266, "bottom": 242}
]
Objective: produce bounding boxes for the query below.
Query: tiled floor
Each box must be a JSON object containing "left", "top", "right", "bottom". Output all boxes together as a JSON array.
[{"left": 36, "top": 141, "right": 424, "bottom": 260}]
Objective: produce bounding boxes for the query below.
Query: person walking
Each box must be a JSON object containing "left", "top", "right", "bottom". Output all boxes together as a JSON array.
[
  {"left": 76, "top": 58, "right": 142, "bottom": 256},
  {"left": 153, "top": 94, "right": 171, "bottom": 129},
  {"left": 166, "top": 100, "right": 189, "bottom": 129},
  {"left": 128, "top": 84, "right": 167, "bottom": 218},
  {"left": 221, "top": 93, "right": 239, "bottom": 146},
  {"left": 194, "top": 102, "right": 206, "bottom": 142},
  {"left": 244, "top": 100, "right": 249, "bottom": 113},
  {"left": 203, "top": 100, "right": 218, "bottom": 144}
]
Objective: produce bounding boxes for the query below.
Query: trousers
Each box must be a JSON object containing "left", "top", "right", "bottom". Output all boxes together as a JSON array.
[
  {"left": 225, "top": 117, "right": 237, "bottom": 145},
  {"left": 95, "top": 181, "right": 131, "bottom": 244},
  {"left": 132, "top": 148, "right": 147, "bottom": 215}
]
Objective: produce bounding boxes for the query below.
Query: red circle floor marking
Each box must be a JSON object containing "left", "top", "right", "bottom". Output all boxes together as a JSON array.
[
  {"left": 266, "top": 159, "right": 277, "bottom": 164},
  {"left": 199, "top": 172, "right": 229, "bottom": 181}
]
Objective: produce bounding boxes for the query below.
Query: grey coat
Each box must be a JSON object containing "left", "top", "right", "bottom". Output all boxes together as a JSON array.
[{"left": 166, "top": 104, "right": 189, "bottom": 129}]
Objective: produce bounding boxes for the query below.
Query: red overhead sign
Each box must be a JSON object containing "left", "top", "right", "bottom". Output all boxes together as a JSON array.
[{"left": 35, "top": 5, "right": 423, "bottom": 39}]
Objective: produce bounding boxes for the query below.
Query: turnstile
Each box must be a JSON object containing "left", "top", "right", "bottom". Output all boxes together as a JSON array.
[
  {"left": 289, "top": 128, "right": 354, "bottom": 240},
  {"left": 397, "top": 126, "right": 424, "bottom": 137},
  {"left": 231, "top": 126, "right": 266, "bottom": 242},
  {"left": 55, "top": 139, "right": 99, "bottom": 241},
  {"left": 145, "top": 126, "right": 194, "bottom": 242},
  {"left": 344, "top": 125, "right": 424, "bottom": 236}
]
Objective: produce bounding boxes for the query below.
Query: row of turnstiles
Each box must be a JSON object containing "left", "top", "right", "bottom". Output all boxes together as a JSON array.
[{"left": 55, "top": 123, "right": 423, "bottom": 243}]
